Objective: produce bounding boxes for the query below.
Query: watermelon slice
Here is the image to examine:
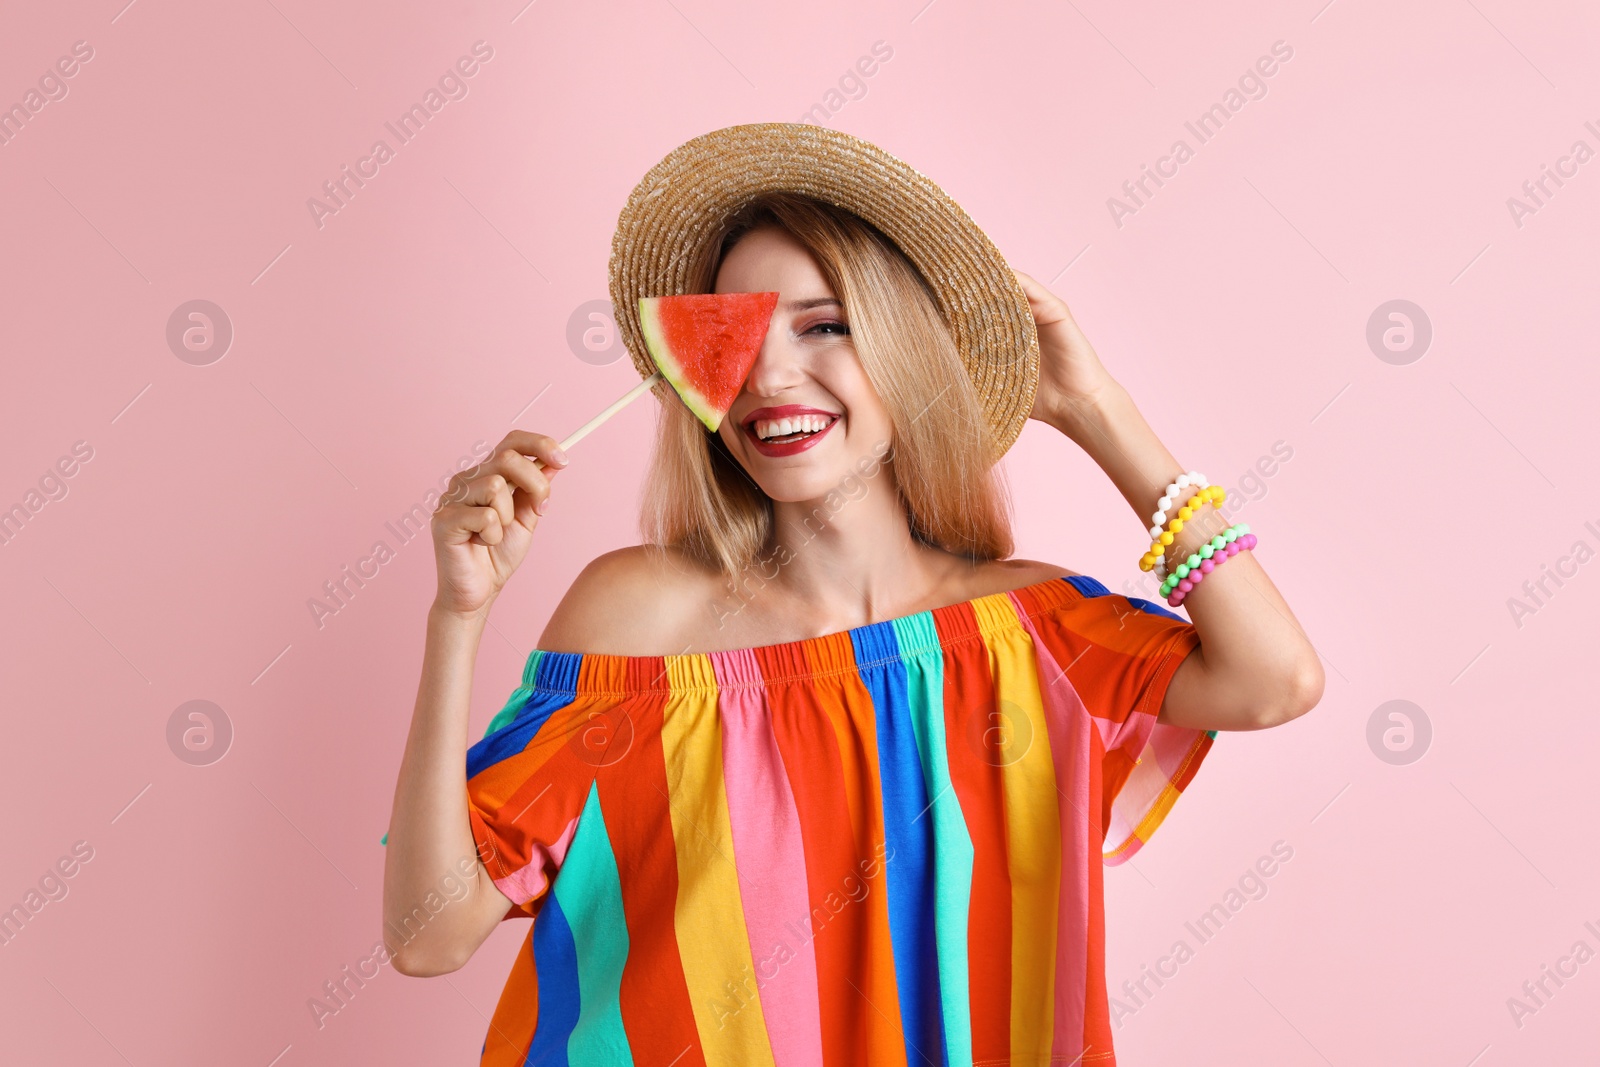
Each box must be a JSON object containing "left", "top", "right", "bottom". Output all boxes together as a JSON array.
[{"left": 638, "top": 291, "right": 779, "bottom": 432}]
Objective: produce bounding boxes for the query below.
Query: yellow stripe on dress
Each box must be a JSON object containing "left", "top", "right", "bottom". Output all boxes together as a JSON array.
[
  {"left": 972, "top": 593, "right": 1062, "bottom": 1058},
  {"left": 660, "top": 653, "right": 777, "bottom": 1065}
]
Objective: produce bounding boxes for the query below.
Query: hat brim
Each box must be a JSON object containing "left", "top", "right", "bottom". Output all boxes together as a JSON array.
[{"left": 607, "top": 122, "right": 1040, "bottom": 460}]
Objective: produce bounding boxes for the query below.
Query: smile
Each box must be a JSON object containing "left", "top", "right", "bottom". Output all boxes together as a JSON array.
[{"left": 741, "top": 409, "right": 841, "bottom": 457}]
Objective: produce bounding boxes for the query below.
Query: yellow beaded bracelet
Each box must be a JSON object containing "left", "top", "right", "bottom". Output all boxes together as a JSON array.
[{"left": 1138, "top": 484, "right": 1227, "bottom": 572}]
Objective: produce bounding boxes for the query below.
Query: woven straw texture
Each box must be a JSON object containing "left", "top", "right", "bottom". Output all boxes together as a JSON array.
[{"left": 607, "top": 122, "right": 1040, "bottom": 460}]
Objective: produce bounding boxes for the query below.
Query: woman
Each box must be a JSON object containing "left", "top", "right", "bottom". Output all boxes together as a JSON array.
[{"left": 383, "top": 125, "right": 1323, "bottom": 1066}]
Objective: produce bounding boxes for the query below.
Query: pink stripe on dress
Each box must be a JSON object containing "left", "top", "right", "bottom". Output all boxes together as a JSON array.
[
  {"left": 711, "top": 647, "right": 825, "bottom": 1067},
  {"left": 494, "top": 815, "right": 580, "bottom": 905}
]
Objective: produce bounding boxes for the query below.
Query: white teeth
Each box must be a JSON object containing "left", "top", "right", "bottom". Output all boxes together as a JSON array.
[{"left": 753, "top": 414, "right": 833, "bottom": 441}]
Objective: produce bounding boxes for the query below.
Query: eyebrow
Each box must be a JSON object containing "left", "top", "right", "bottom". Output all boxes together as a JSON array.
[{"left": 784, "top": 297, "right": 843, "bottom": 312}]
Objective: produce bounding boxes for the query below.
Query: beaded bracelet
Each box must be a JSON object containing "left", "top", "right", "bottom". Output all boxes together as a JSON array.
[
  {"left": 1149, "top": 473, "right": 1209, "bottom": 580},
  {"left": 1161, "top": 522, "right": 1252, "bottom": 595},
  {"left": 1155, "top": 506, "right": 1230, "bottom": 581},
  {"left": 1139, "top": 484, "right": 1227, "bottom": 573},
  {"left": 1149, "top": 471, "right": 1208, "bottom": 537},
  {"left": 1165, "top": 537, "right": 1256, "bottom": 608},
  {"left": 1163, "top": 524, "right": 1258, "bottom": 606},
  {"left": 1166, "top": 537, "right": 1255, "bottom": 607}
]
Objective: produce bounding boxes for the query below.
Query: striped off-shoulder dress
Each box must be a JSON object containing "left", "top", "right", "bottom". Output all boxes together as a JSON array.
[{"left": 464, "top": 573, "right": 1215, "bottom": 1066}]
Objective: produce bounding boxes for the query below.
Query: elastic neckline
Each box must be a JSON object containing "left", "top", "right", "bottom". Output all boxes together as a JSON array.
[{"left": 523, "top": 573, "right": 1103, "bottom": 694}]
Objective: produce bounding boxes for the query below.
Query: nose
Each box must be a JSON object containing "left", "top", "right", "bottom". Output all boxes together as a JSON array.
[{"left": 740, "top": 313, "right": 806, "bottom": 398}]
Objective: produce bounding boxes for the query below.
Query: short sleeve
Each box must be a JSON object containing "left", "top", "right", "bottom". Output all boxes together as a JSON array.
[
  {"left": 466, "top": 650, "right": 607, "bottom": 921},
  {"left": 1030, "top": 575, "right": 1214, "bottom": 865}
]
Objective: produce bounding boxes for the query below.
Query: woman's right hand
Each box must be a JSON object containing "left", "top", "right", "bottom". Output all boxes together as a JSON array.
[{"left": 430, "top": 430, "right": 568, "bottom": 619}]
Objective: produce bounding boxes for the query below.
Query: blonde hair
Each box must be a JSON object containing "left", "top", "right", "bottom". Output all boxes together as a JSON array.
[{"left": 638, "top": 192, "right": 1016, "bottom": 587}]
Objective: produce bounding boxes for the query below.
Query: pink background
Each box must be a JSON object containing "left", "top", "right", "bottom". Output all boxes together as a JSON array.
[{"left": 2, "top": 0, "right": 1596, "bottom": 1063}]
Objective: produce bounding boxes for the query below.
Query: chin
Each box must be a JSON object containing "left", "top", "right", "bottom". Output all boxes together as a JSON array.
[{"left": 749, "top": 467, "right": 845, "bottom": 503}]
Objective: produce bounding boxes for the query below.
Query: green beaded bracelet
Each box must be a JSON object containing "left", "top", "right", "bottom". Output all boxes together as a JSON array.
[{"left": 1160, "top": 523, "right": 1250, "bottom": 596}]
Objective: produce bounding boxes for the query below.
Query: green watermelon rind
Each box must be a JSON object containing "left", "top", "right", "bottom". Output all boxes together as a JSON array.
[{"left": 638, "top": 296, "right": 731, "bottom": 432}]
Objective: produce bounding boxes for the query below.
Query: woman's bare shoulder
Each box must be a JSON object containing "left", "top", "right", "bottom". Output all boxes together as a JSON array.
[
  {"left": 535, "top": 545, "right": 720, "bottom": 655},
  {"left": 533, "top": 552, "right": 1082, "bottom": 655},
  {"left": 975, "top": 557, "right": 1081, "bottom": 594}
]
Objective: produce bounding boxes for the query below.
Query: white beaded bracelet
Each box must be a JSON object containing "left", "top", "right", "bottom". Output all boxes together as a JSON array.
[
  {"left": 1148, "top": 470, "right": 1208, "bottom": 536},
  {"left": 1149, "top": 470, "right": 1208, "bottom": 581}
]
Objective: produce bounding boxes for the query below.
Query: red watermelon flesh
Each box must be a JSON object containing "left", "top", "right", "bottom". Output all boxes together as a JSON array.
[{"left": 638, "top": 291, "right": 779, "bottom": 432}]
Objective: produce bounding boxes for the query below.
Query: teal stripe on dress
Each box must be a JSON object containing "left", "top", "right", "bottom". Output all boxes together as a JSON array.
[
  {"left": 891, "top": 612, "right": 975, "bottom": 1067},
  {"left": 551, "top": 779, "right": 635, "bottom": 1066},
  {"left": 483, "top": 649, "right": 545, "bottom": 738}
]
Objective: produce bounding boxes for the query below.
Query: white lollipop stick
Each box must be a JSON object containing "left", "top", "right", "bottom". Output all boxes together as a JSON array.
[{"left": 530, "top": 370, "right": 663, "bottom": 470}]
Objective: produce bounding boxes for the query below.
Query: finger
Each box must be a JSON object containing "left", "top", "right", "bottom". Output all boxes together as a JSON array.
[
  {"left": 435, "top": 504, "right": 505, "bottom": 546},
  {"left": 440, "top": 474, "right": 516, "bottom": 531},
  {"left": 466, "top": 506, "right": 505, "bottom": 547},
  {"left": 1013, "top": 269, "right": 1074, "bottom": 323},
  {"left": 440, "top": 462, "right": 513, "bottom": 506},
  {"left": 483, "top": 446, "right": 554, "bottom": 508},
  {"left": 488, "top": 431, "right": 569, "bottom": 471},
  {"left": 435, "top": 470, "right": 508, "bottom": 518},
  {"left": 517, "top": 466, "right": 560, "bottom": 523}
]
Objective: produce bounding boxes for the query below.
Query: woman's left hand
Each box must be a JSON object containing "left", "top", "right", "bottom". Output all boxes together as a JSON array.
[{"left": 1013, "top": 269, "right": 1120, "bottom": 428}]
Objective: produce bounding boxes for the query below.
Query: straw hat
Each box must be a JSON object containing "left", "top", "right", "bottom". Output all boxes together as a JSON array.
[{"left": 607, "top": 122, "right": 1041, "bottom": 460}]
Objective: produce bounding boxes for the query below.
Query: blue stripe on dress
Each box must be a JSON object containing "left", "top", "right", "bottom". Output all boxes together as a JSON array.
[
  {"left": 526, "top": 892, "right": 580, "bottom": 1066},
  {"left": 892, "top": 611, "right": 971, "bottom": 1067},
  {"left": 1066, "top": 571, "right": 1191, "bottom": 624},
  {"left": 467, "top": 687, "right": 569, "bottom": 779},
  {"left": 852, "top": 619, "right": 948, "bottom": 1067}
]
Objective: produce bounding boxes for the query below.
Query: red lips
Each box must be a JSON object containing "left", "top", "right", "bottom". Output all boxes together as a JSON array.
[
  {"left": 741, "top": 405, "right": 841, "bottom": 458},
  {"left": 740, "top": 404, "right": 840, "bottom": 429}
]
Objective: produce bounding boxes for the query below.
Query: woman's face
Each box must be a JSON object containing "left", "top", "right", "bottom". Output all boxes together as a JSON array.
[{"left": 713, "top": 225, "right": 894, "bottom": 503}]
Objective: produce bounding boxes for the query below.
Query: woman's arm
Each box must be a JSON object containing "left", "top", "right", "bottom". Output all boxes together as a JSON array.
[
  {"left": 1013, "top": 270, "right": 1324, "bottom": 732},
  {"left": 382, "top": 430, "right": 567, "bottom": 976},
  {"left": 1049, "top": 380, "right": 1323, "bottom": 731},
  {"left": 384, "top": 606, "right": 515, "bottom": 976}
]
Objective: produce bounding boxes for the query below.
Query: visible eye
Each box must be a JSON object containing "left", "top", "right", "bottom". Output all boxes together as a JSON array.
[{"left": 805, "top": 320, "right": 850, "bottom": 336}]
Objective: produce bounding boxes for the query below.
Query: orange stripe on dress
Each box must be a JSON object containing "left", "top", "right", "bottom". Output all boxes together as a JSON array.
[
  {"left": 478, "top": 927, "right": 539, "bottom": 1067},
  {"left": 933, "top": 600, "right": 1012, "bottom": 1063},
  {"left": 760, "top": 638, "right": 907, "bottom": 1067},
  {"left": 593, "top": 669, "right": 707, "bottom": 1066}
]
